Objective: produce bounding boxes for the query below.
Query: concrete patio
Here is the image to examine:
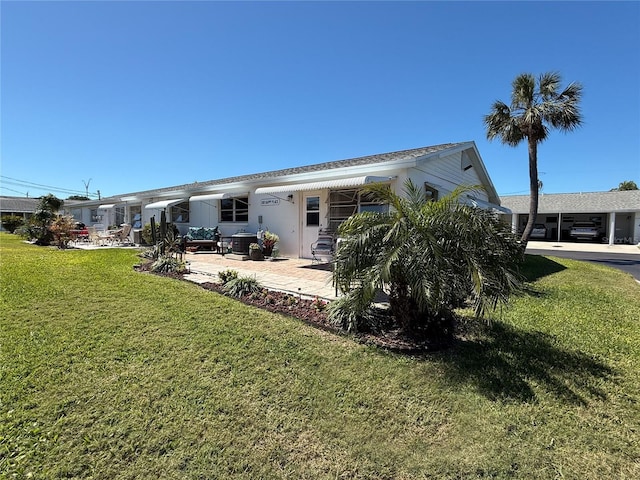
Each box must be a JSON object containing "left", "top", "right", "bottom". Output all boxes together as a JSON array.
[{"left": 183, "top": 253, "right": 337, "bottom": 300}]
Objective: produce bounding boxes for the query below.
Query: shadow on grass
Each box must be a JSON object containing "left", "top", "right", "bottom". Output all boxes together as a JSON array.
[
  {"left": 435, "top": 320, "right": 614, "bottom": 404},
  {"left": 520, "top": 254, "right": 567, "bottom": 282}
]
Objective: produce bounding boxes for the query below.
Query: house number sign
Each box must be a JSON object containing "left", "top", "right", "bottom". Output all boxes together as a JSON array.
[{"left": 260, "top": 198, "right": 280, "bottom": 206}]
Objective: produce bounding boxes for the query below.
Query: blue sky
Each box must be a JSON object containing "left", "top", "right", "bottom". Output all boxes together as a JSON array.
[{"left": 2, "top": 1, "right": 639, "bottom": 200}]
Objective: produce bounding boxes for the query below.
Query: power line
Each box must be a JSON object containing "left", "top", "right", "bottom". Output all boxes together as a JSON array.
[
  {"left": 0, "top": 185, "right": 29, "bottom": 196},
  {"left": 0, "top": 175, "right": 99, "bottom": 198}
]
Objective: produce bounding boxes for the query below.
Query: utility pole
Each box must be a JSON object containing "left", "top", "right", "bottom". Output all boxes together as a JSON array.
[{"left": 82, "top": 178, "right": 92, "bottom": 198}]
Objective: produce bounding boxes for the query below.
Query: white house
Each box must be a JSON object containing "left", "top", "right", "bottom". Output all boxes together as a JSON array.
[{"left": 70, "top": 141, "right": 505, "bottom": 258}]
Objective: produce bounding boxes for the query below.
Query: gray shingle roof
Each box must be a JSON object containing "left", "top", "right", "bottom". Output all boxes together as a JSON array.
[
  {"left": 500, "top": 190, "right": 640, "bottom": 213},
  {"left": 0, "top": 196, "right": 41, "bottom": 213},
  {"left": 96, "top": 142, "right": 468, "bottom": 202}
]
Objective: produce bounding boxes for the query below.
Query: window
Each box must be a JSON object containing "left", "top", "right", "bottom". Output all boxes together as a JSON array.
[
  {"left": 424, "top": 184, "right": 439, "bottom": 201},
  {"left": 359, "top": 190, "right": 388, "bottom": 214},
  {"left": 90, "top": 209, "right": 102, "bottom": 223},
  {"left": 130, "top": 206, "right": 142, "bottom": 228},
  {"left": 115, "top": 206, "right": 125, "bottom": 226},
  {"left": 328, "top": 188, "right": 389, "bottom": 232},
  {"left": 220, "top": 197, "right": 248, "bottom": 223},
  {"left": 306, "top": 196, "right": 320, "bottom": 226},
  {"left": 71, "top": 208, "right": 82, "bottom": 222},
  {"left": 171, "top": 201, "right": 190, "bottom": 223}
]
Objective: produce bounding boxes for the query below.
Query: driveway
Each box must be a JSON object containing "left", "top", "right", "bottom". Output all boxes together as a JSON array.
[{"left": 526, "top": 241, "right": 640, "bottom": 281}]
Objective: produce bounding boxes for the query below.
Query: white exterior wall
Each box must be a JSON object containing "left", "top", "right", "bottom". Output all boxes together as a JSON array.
[
  {"left": 405, "top": 151, "right": 491, "bottom": 202},
  {"left": 250, "top": 193, "right": 301, "bottom": 257}
]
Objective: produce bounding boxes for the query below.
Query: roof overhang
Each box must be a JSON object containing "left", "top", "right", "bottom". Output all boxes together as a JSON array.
[
  {"left": 255, "top": 176, "right": 394, "bottom": 195},
  {"left": 189, "top": 192, "right": 248, "bottom": 202},
  {"left": 144, "top": 198, "right": 186, "bottom": 209},
  {"left": 467, "top": 196, "right": 511, "bottom": 214}
]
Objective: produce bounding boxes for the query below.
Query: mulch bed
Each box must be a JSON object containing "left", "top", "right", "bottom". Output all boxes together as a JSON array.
[{"left": 143, "top": 262, "right": 451, "bottom": 354}]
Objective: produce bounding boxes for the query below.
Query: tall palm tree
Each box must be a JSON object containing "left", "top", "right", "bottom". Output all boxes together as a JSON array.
[
  {"left": 330, "top": 180, "right": 523, "bottom": 338},
  {"left": 484, "top": 72, "right": 583, "bottom": 243}
]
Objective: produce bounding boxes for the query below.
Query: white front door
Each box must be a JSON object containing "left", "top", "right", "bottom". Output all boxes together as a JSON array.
[{"left": 301, "top": 191, "right": 327, "bottom": 259}]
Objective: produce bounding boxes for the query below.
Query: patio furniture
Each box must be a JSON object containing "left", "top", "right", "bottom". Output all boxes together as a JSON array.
[
  {"left": 183, "top": 226, "right": 221, "bottom": 252},
  {"left": 70, "top": 228, "right": 90, "bottom": 243},
  {"left": 86, "top": 226, "right": 101, "bottom": 245},
  {"left": 311, "top": 230, "right": 335, "bottom": 264},
  {"left": 111, "top": 223, "right": 132, "bottom": 245}
]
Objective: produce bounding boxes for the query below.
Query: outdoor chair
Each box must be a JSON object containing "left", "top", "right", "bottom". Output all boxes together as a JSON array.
[
  {"left": 111, "top": 223, "right": 132, "bottom": 245},
  {"left": 311, "top": 230, "right": 335, "bottom": 264}
]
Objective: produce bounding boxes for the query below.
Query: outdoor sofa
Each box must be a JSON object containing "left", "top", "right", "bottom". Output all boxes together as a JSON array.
[{"left": 182, "top": 226, "right": 221, "bottom": 252}]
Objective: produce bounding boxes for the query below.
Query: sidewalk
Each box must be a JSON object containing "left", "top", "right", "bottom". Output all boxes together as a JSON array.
[{"left": 526, "top": 240, "right": 640, "bottom": 255}]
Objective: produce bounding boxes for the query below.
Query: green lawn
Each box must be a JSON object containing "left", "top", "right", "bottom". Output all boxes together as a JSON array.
[{"left": 1, "top": 233, "right": 639, "bottom": 479}]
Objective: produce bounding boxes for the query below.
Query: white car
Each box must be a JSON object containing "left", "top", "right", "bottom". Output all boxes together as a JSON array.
[
  {"left": 530, "top": 224, "right": 547, "bottom": 239},
  {"left": 569, "top": 222, "right": 601, "bottom": 241}
]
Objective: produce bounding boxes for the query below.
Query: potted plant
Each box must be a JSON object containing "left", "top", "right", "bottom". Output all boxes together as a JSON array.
[
  {"left": 249, "top": 242, "right": 264, "bottom": 261},
  {"left": 261, "top": 230, "right": 279, "bottom": 256}
]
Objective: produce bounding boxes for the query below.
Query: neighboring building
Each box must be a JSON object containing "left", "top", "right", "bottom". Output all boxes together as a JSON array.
[
  {"left": 68, "top": 141, "right": 506, "bottom": 258},
  {"left": 500, "top": 190, "right": 640, "bottom": 245},
  {"left": 0, "top": 196, "right": 40, "bottom": 231}
]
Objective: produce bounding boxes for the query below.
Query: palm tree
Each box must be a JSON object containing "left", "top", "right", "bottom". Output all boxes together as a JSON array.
[
  {"left": 611, "top": 180, "right": 638, "bottom": 191},
  {"left": 484, "top": 72, "right": 583, "bottom": 243},
  {"left": 330, "top": 180, "right": 524, "bottom": 339}
]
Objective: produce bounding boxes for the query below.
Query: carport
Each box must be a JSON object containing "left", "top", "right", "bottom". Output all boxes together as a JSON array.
[{"left": 500, "top": 190, "right": 640, "bottom": 245}]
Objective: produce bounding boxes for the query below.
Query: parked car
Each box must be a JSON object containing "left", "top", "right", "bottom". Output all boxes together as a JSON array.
[
  {"left": 530, "top": 224, "right": 547, "bottom": 239},
  {"left": 569, "top": 221, "right": 601, "bottom": 241}
]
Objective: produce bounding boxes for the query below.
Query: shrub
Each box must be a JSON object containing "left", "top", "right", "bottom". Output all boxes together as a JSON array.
[
  {"left": 1, "top": 215, "right": 24, "bottom": 233},
  {"left": 150, "top": 256, "right": 187, "bottom": 274},
  {"left": 223, "top": 276, "right": 263, "bottom": 298},
  {"left": 218, "top": 269, "right": 239, "bottom": 285},
  {"left": 49, "top": 215, "right": 76, "bottom": 249},
  {"left": 332, "top": 180, "right": 524, "bottom": 336}
]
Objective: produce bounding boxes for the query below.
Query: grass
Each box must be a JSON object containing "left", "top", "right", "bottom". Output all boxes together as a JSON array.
[{"left": 1, "top": 233, "right": 639, "bottom": 479}]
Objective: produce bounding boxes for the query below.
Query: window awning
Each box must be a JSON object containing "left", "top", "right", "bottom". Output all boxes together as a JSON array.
[
  {"left": 98, "top": 204, "right": 116, "bottom": 209},
  {"left": 144, "top": 198, "right": 185, "bottom": 210},
  {"left": 189, "top": 192, "right": 249, "bottom": 202},
  {"left": 467, "top": 196, "right": 511, "bottom": 214},
  {"left": 254, "top": 176, "right": 394, "bottom": 194}
]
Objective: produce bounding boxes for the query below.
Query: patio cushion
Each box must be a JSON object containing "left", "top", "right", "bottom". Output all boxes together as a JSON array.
[{"left": 185, "top": 226, "right": 219, "bottom": 241}]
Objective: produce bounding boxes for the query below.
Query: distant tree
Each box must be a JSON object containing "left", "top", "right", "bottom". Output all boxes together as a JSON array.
[
  {"left": 37, "top": 194, "right": 64, "bottom": 212},
  {"left": 67, "top": 195, "right": 90, "bottom": 201},
  {"left": 31, "top": 194, "right": 64, "bottom": 245},
  {"left": 485, "top": 72, "right": 583, "bottom": 244},
  {"left": 1, "top": 215, "right": 24, "bottom": 233},
  {"left": 610, "top": 180, "right": 638, "bottom": 191}
]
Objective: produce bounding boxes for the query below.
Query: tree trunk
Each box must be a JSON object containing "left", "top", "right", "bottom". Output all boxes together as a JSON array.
[
  {"left": 389, "top": 282, "right": 420, "bottom": 332},
  {"left": 521, "top": 137, "right": 539, "bottom": 245}
]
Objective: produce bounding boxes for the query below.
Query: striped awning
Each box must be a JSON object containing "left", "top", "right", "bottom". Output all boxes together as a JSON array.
[
  {"left": 144, "top": 198, "right": 185, "bottom": 209},
  {"left": 254, "top": 176, "right": 393, "bottom": 195},
  {"left": 189, "top": 192, "right": 248, "bottom": 202},
  {"left": 98, "top": 204, "right": 116, "bottom": 209}
]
